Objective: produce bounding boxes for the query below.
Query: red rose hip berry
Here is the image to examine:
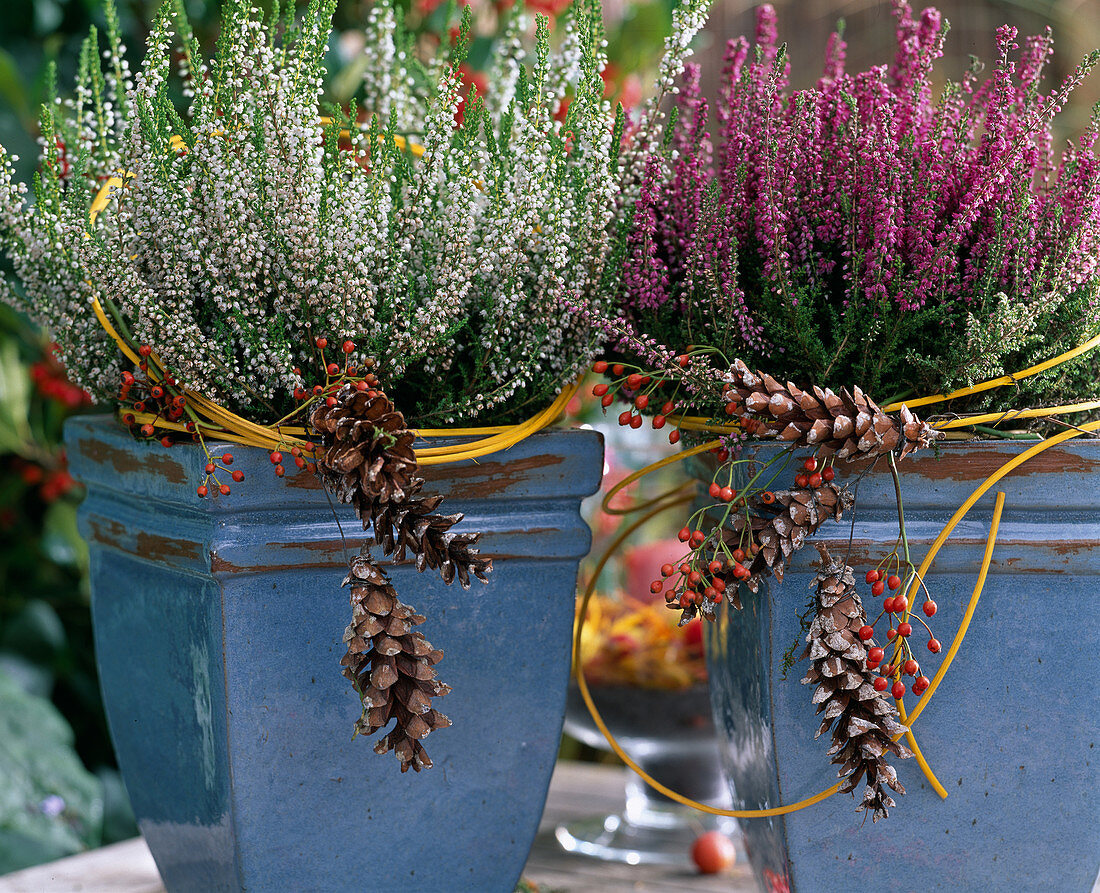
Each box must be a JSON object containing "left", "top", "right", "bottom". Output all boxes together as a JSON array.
[{"left": 691, "top": 831, "right": 737, "bottom": 875}]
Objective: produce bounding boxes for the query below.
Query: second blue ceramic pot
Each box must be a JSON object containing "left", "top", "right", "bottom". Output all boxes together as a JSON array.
[{"left": 694, "top": 441, "right": 1100, "bottom": 893}]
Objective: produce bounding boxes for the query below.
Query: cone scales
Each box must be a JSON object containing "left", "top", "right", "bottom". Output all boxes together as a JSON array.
[
  {"left": 725, "top": 359, "right": 941, "bottom": 460},
  {"left": 801, "top": 544, "right": 911, "bottom": 821},
  {"left": 728, "top": 480, "right": 855, "bottom": 598},
  {"left": 341, "top": 556, "right": 452, "bottom": 772}
]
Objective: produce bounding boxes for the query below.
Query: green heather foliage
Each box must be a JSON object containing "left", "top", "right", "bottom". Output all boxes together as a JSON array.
[{"left": 0, "top": 0, "right": 712, "bottom": 425}]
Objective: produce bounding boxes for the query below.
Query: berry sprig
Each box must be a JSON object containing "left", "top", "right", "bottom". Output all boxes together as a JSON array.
[
  {"left": 115, "top": 335, "right": 384, "bottom": 498},
  {"left": 647, "top": 450, "right": 836, "bottom": 622},
  {"left": 197, "top": 451, "right": 238, "bottom": 498},
  {"left": 847, "top": 453, "right": 942, "bottom": 701},
  {"left": 292, "top": 337, "right": 383, "bottom": 408},
  {"left": 116, "top": 344, "right": 197, "bottom": 447},
  {"left": 190, "top": 335, "right": 382, "bottom": 497},
  {"left": 591, "top": 359, "right": 682, "bottom": 443},
  {"left": 589, "top": 348, "right": 725, "bottom": 445},
  {"left": 855, "top": 565, "right": 941, "bottom": 700}
]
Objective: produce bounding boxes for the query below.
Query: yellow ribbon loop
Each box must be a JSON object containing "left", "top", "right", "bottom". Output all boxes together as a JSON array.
[
  {"left": 92, "top": 287, "right": 579, "bottom": 462},
  {"left": 896, "top": 490, "right": 1006, "bottom": 799},
  {"left": 576, "top": 467, "right": 1009, "bottom": 816}
]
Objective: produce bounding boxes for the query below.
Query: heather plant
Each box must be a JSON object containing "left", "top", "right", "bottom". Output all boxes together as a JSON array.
[
  {"left": 579, "top": 1, "right": 1100, "bottom": 826},
  {"left": 0, "top": 0, "right": 715, "bottom": 427},
  {"left": 620, "top": 1, "right": 1100, "bottom": 412}
]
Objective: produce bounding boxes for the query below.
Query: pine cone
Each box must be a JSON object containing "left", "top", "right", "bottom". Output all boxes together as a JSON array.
[
  {"left": 311, "top": 385, "right": 492, "bottom": 590},
  {"left": 801, "top": 544, "right": 911, "bottom": 822},
  {"left": 370, "top": 478, "right": 491, "bottom": 588},
  {"left": 340, "top": 555, "right": 452, "bottom": 773},
  {"left": 730, "top": 481, "right": 854, "bottom": 591},
  {"left": 311, "top": 388, "right": 417, "bottom": 510},
  {"left": 725, "top": 359, "right": 940, "bottom": 460},
  {"left": 310, "top": 383, "right": 493, "bottom": 765}
]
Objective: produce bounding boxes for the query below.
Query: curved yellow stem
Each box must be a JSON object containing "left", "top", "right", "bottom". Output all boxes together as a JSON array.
[
  {"left": 882, "top": 331, "right": 1100, "bottom": 412},
  {"left": 574, "top": 493, "right": 847, "bottom": 817},
  {"left": 599, "top": 439, "right": 719, "bottom": 515},
  {"left": 932, "top": 399, "right": 1100, "bottom": 429},
  {"left": 897, "top": 492, "right": 1006, "bottom": 776},
  {"left": 894, "top": 492, "right": 1006, "bottom": 799}
]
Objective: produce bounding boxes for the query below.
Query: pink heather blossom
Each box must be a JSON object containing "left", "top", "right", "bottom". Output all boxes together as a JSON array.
[{"left": 621, "top": 1, "right": 1100, "bottom": 377}]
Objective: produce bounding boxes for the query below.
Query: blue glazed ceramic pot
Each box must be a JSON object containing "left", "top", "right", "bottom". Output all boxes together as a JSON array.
[
  {"left": 65, "top": 416, "right": 603, "bottom": 893},
  {"left": 692, "top": 441, "right": 1100, "bottom": 893}
]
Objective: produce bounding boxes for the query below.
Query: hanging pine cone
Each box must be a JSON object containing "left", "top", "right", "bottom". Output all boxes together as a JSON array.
[
  {"left": 340, "top": 555, "right": 452, "bottom": 772},
  {"left": 801, "top": 544, "right": 911, "bottom": 822},
  {"left": 730, "top": 480, "right": 855, "bottom": 591},
  {"left": 310, "top": 382, "right": 493, "bottom": 764},
  {"left": 723, "top": 359, "right": 940, "bottom": 460},
  {"left": 311, "top": 384, "right": 491, "bottom": 589}
]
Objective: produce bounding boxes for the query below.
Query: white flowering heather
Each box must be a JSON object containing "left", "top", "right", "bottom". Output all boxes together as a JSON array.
[
  {"left": 358, "top": 1, "right": 427, "bottom": 136},
  {"left": 619, "top": 0, "right": 713, "bottom": 190},
  {"left": 0, "top": 0, "right": 710, "bottom": 425},
  {"left": 0, "top": 0, "right": 135, "bottom": 399}
]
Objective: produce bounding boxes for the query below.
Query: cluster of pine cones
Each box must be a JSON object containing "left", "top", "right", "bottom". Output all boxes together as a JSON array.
[
  {"left": 661, "top": 361, "right": 939, "bottom": 818},
  {"left": 669, "top": 360, "right": 940, "bottom": 623},
  {"left": 310, "top": 385, "right": 491, "bottom": 772}
]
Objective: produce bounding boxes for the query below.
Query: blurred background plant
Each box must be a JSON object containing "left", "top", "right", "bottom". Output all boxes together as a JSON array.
[{"left": 0, "top": 303, "right": 139, "bottom": 872}]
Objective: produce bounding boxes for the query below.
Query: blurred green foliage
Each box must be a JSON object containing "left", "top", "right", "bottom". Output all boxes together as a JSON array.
[
  {"left": 0, "top": 303, "right": 139, "bottom": 871},
  {"left": 0, "top": 668, "right": 103, "bottom": 873},
  {"left": 0, "top": 1, "right": 227, "bottom": 184}
]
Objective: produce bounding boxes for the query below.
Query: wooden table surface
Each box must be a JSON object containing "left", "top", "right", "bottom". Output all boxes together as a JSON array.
[{"left": 0, "top": 761, "right": 756, "bottom": 893}]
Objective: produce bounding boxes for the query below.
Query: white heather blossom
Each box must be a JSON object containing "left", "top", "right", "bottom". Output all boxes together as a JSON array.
[{"left": 0, "top": 0, "right": 712, "bottom": 425}]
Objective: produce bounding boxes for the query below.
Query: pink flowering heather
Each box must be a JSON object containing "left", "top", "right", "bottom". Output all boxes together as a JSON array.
[{"left": 622, "top": 1, "right": 1100, "bottom": 407}]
